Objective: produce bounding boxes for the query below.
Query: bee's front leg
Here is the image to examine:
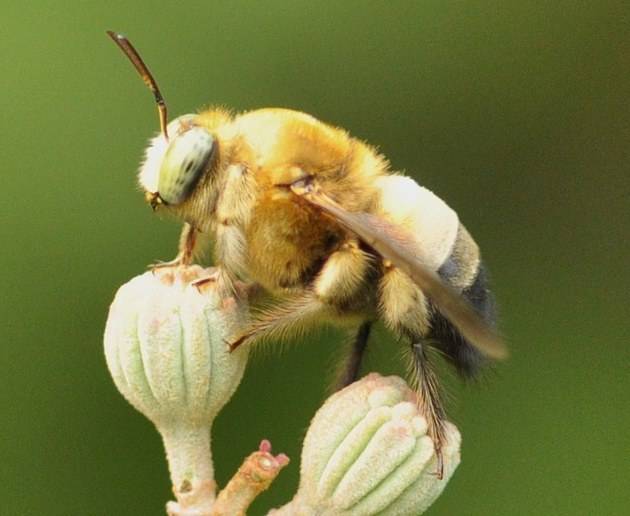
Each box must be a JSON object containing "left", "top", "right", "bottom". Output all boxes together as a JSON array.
[{"left": 150, "top": 223, "right": 198, "bottom": 269}]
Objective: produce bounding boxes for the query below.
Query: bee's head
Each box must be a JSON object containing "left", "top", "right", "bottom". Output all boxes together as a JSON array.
[
  {"left": 139, "top": 115, "right": 217, "bottom": 209},
  {"left": 107, "top": 31, "right": 218, "bottom": 210}
]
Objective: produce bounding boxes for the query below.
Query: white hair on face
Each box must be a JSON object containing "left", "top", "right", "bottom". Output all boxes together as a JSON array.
[{"left": 138, "top": 133, "right": 167, "bottom": 193}]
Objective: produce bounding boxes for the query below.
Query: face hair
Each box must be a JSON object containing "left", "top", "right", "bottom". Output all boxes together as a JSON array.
[{"left": 106, "top": 31, "right": 169, "bottom": 140}]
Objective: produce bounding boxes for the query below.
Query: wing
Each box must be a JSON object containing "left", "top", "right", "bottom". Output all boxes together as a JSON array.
[{"left": 291, "top": 181, "right": 507, "bottom": 360}]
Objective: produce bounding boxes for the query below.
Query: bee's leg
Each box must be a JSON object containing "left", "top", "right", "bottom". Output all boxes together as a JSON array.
[
  {"left": 314, "top": 239, "right": 374, "bottom": 389},
  {"left": 333, "top": 321, "right": 373, "bottom": 391},
  {"left": 211, "top": 222, "right": 249, "bottom": 299},
  {"left": 230, "top": 238, "right": 373, "bottom": 351},
  {"left": 150, "top": 223, "right": 198, "bottom": 269},
  {"left": 176, "top": 223, "right": 199, "bottom": 265},
  {"left": 190, "top": 268, "right": 254, "bottom": 306},
  {"left": 378, "top": 266, "right": 431, "bottom": 336},
  {"left": 228, "top": 291, "right": 326, "bottom": 351},
  {"left": 378, "top": 265, "right": 445, "bottom": 477},
  {"left": 410, "top": 342, "right": 446, "bottom": 480}
]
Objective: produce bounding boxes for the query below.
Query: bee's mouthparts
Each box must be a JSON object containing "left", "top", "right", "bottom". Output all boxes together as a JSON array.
[{"left": 145, "top": 191, "right": 165, "bottom": 211}]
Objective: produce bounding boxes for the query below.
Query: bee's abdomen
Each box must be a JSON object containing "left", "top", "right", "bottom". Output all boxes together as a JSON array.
[{"left": 430, "top": 225, "right": 497, "bottom": 378}]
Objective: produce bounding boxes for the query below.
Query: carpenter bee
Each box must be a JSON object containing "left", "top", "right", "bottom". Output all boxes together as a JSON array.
[{"left": 108, "top": 32, "right": 507, "bottom": 477}]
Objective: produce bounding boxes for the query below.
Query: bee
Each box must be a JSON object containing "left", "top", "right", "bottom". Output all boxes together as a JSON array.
[{"left": 108, "top": 32, "right": 507, "bottom": 477}]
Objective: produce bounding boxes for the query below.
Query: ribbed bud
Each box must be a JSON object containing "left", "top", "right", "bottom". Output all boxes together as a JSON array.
[
  {"left": 104, "top": 266, "right": 249, "bottom": 515},
  {"left": 271, "top": 373, "right": 460, "bottom": 516}
]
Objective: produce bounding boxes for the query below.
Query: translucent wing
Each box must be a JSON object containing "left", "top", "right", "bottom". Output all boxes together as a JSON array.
[{"left": 291, "top": 182, "right": 507, "bottom": 360}]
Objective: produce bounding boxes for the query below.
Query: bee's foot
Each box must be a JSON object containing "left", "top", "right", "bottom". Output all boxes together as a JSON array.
[
  {"left": 226, "top": 334, "right": 248, "bottom": 353},
  {"left": 191, "top": 271, "right": 220, "bottom": 293},
  {"left": 431, "top": 450, "right": 444, "bottom": 480},
  {"left": 148, "top": 255, "right": 189, "bottom": 272}
]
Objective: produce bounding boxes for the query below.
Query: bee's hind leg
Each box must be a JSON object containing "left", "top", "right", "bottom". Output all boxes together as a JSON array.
[
  {"left": 410, "top": 341, "right": 446, "bottom": 479},
  {"left": 378, "top": 266, "right": 446, "bottom": 478},
  {"left": 150, "top": 223, "right": 198, "bottom": 270}
]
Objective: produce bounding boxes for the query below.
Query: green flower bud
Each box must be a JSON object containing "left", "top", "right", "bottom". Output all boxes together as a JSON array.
[
  {"left": 272, "top": 373, "right": 460, "bottom": 516},
  {"left": 104, "top": 266, "right": 249, "bottom": 514}
]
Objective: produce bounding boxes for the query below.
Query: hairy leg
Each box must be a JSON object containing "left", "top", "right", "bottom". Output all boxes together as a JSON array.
[
  {"left": 378, "top": 266, "right": 445, "bottom": 477},
  {"left": 410, "top": 342, "right": 446, "bottom": 479},
  {"left": 378, "top": 266, "right": 431, "bottom": 336},
  {"left": 228, "top": 290, "right": 326, "bottom": 350}
]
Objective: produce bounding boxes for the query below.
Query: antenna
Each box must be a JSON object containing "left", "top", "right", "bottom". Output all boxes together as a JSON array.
[{"left": 106, "top": 31, "right": 169, "bottom": 140}]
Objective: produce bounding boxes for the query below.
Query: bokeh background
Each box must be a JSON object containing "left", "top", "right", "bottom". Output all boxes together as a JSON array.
[{"left": 2, "top": 1, "right": 628, "bottom": 514}]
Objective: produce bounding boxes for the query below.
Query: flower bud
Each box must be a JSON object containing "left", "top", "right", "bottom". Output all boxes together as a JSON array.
[
  {"left": 272, "top": 373, "right": 461, "bottom": 515},
  {"left": 104, "top": 266, "right": 249, "bottom": 514}
]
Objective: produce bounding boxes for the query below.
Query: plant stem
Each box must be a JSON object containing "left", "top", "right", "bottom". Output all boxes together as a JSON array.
[{"left": 160, "top": 422, "right": 216, "bottom": 515}]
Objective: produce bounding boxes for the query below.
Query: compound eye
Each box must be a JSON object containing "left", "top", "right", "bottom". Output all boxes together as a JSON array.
[{"left": 158, "top": 127, "right": 216, "bottom": 205}]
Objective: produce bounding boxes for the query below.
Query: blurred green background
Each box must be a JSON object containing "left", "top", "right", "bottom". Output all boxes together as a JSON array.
[{"left": 2, "top": 1, "right": 628, "bottom": 514}]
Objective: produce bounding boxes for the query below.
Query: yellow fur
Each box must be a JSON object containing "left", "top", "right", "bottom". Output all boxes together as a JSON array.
[
  {"left": 314, "top": 240, "right": 372, "bottom": 305},
  {"left": 379, "top": 267, "right": 431, "bottom": 337}
]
